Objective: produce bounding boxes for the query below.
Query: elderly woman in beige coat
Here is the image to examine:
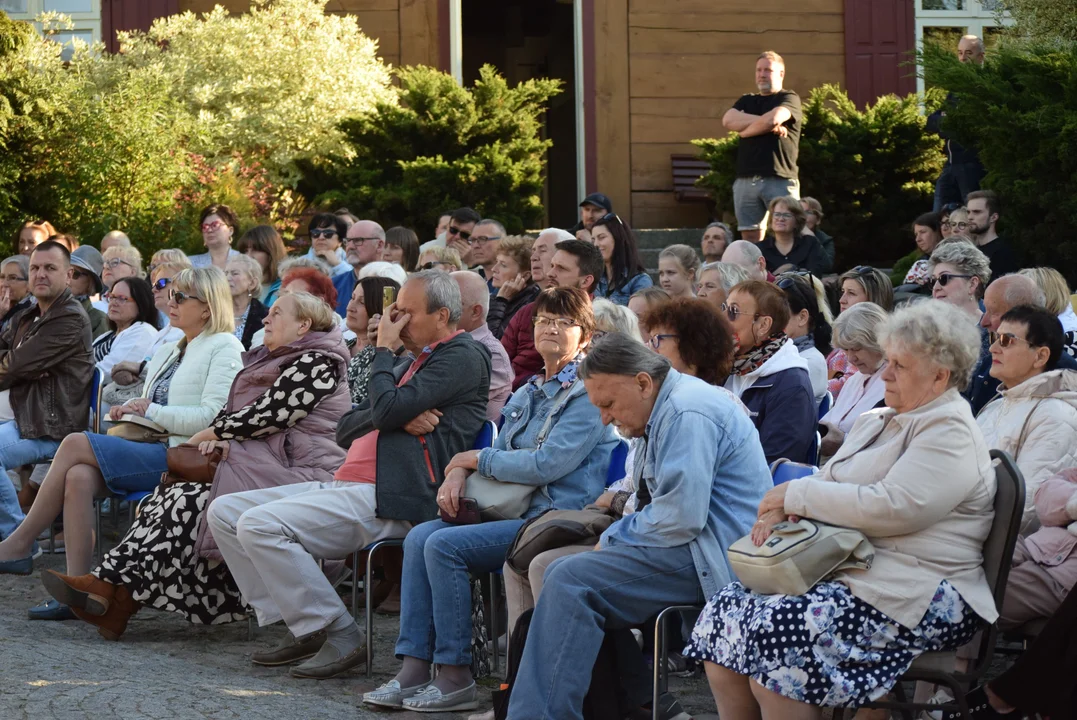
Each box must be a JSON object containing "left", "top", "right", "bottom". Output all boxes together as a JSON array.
[{"left": 686, "top": 300, "right": 997, "bottom": 719}]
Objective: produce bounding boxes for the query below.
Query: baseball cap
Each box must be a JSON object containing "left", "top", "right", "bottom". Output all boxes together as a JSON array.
[{"left": 579, "top": 193, "right": 613, "bottom": 213}]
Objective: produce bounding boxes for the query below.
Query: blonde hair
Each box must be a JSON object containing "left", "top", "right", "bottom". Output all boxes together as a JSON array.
[
  {"left": 279, "top": 291, "right": 336, "bottom": 332},
  {"left": 497, "top": 236, "right": 534, "bottom": 273},
  {"left": 103, "top": 245, "right": 145, "bottom": 279},
  {"left": 227, "top": 254, "right": 264, "bottom": 296},
  {"left": 150, "top": 248, "right": 189, "bottom": 268},
  {"left": 151, "top": 260, "right": 192, "bottom": 283},
  {"left": 419, "top": 246, "right": 465, "bottom": 271},
  {"left": 172, "top": 266, "right": 234, "bottom": 335},
  {"left": 1020, "top": 267, "right": 1072, "bottom": 316},
  {"left": 659, "top": 244, "right": 701, "bottom": 276},
  {"left": 833, "top": 302, "right": 888, "bottom": 354},
  {"left": 758, "top": 50, "right": 785, "bottom": 66}
]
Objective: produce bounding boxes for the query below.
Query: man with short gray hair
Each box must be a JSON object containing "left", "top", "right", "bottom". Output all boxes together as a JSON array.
[
  {"left": 721, "top": 240, "right": 771, "bottom": 282},
  {"left": 507, "top": 333, "right": 771, "bottom": 718},
  {"left": 209, "top": 270, "right": 491, "bottom": 680},
  {"left": 452, "top": 270, "right": 512, "bottom": 421},
  {"left": 332, "top": 219, "right": 386, "bottom": 315},
  {"left": 468, "top": 218, "right": 505, "bottom": 296}
]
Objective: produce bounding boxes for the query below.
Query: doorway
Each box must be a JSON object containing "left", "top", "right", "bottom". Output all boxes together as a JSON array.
[{"left": 461, "top": 0, "right": 579, "bottom": 229}]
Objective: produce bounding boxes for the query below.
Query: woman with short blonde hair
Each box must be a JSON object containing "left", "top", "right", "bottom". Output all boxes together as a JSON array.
[{"left": 225, "top": 255, "right": 269, "bottom": 350}]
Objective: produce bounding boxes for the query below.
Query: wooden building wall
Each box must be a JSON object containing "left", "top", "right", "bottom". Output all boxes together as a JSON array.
[{"left": 618, "top": 0, "right": 846, "bottom": 228}]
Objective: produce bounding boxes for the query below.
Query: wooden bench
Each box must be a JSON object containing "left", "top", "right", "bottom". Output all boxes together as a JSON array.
[{"left": 671, "top": 154, "right": 714, "bottom": 211}]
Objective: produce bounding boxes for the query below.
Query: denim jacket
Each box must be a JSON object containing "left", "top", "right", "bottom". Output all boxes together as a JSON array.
[
  {"left": 477, "top": 367, "right": 617, "bottom": 519},
  {"left": 594, "top": 270, "right": 653, "bottom": 306},
  {"left": 600, "top": 370, "right": 771, "bottom": 599}
]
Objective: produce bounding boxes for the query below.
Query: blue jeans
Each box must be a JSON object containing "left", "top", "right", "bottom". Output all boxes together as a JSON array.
[
  {"left": 0, "top": 421, "right": 62, "bottom": 539},
  {"left": 507, "top": 543, "right": 706, "bottom": 720},
  {"left": 395, "top": 518, "right": 525, "bottom": 667}
]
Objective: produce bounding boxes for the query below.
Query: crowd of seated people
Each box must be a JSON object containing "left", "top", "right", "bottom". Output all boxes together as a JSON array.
[{"left": 2, "top": 185, "right": 1077, "bottom": 720}]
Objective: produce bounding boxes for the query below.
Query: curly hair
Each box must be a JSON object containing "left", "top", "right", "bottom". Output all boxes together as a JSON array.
[
  {"left": 282, "top": 266, "right": 338, "bottom": 309},
  {"left": 641, "top": 298, "right": 736, "bottom": 385}
]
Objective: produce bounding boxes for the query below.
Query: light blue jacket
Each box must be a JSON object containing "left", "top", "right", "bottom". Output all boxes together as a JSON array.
[
  {"left": 600, "top": 369, "right": 771, "bottom": 599},
  {"left": 594, "top": 270, "right": 653, "bottom": 306},
  {"left": 477, "top": 372, "right": 617, "bottom": 519}
]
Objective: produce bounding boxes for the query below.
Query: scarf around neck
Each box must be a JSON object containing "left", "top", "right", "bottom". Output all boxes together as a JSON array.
[{"left": 733, "top": 332, "right": 788, "bottom": 376}]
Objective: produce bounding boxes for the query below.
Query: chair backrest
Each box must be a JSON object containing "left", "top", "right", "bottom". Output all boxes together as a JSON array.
[
  {"left": 770, "top": 458, "right": 817, "bottom": 486},
  {"left": 818, "top": 391, "right": 832, "bottom": 419},
  {"left": 90, "top": 366, "right": 104, "bottom": 434},
  {"left": 606, "top": 439, "right": 629, "bottom": 487},
  {"left": 983, "top": 450, "right": 1026, "bottom": 607},
  {"left": 472, "top": 419, "right": 498, "bottom": 451}
]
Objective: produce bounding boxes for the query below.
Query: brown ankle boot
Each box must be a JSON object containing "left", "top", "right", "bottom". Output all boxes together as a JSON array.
[
  {"left": 41, "top": 570, "right": 119, "bottom": 616},
  {"left": 71, "top": 597, "right": 139, "bottom": 642}
]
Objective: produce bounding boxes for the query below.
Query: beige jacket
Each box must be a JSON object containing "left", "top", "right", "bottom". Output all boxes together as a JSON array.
[{"left": 785, "top": 388, "right": 997, "bottom": 629}]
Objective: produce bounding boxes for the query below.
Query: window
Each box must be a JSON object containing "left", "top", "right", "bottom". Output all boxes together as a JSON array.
[
  {"left": 2, "top": 0, "right": 101, "bottom": 59},
  {"left": 914, "top": 0, "right": 1009, "bottom": 94}
]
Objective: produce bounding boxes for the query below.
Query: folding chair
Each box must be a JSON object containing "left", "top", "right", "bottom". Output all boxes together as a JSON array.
[
  {"left": 818, "top": 390, "right": 832, "bottom": 419},
  {"left": 770, "top": 457, "right": 817, "bottom": 486}
]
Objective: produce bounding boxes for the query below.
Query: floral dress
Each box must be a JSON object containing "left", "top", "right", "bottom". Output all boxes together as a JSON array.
[
  {"left": 93, "top": 352, "right": 340, "bottom": 625},
  {"left": 826, "top": 348, "right": 858, "bottom": 398},
  {"left": 685, "top": 580, "right": 982, "bottom": 708}
]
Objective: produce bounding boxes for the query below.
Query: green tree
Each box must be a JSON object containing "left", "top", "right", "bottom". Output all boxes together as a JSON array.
[
  {"left": 693, "top": 85, "right": 945, "bottom": 269},
  {"left": 921, "top": 41, "right": 1077, "bottom": 280},
  {"left": 998, "top": 0, "right": 1077, "bottom": 44},
  {"left": 300, "top": 64, "right": 562, "bottom": 237}
]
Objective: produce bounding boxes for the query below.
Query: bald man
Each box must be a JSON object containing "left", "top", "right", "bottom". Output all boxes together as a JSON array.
[
  {"left": 721, "top": 240, "right": 770, "bottom": 282},
  {"left": 967, "top": 274, "right": 1077, "bottom": 413},
  {"left": 100, "top": 231, "right": 130, "bottom": 253},
  {"left": 927, "top": 34, "right": 986, "bottom": 211},
  {"left": 452, "top": 271, "right": 512, "bottom": 420},
  {"left": 332, "top": 220, "right": 386, "bottom": 316}
]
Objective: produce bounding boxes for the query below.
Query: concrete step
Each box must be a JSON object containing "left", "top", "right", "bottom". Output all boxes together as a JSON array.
[{"left": 636, "top": 227, "right": 707, "bottom": 276}]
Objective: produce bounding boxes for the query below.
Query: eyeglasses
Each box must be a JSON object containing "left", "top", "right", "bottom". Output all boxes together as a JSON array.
[
  {"left": 532, "top": 316, "right": 579, "bottom": 331},
  {"left": 345, "top": 237, "right": 380, "bottom": 247},
  {"left": 201, "top": 220, "right": 228, "bottom": 233},
  {"left": 1, "top": 273, "right": 28, "bottom": 283},
  {"left": 941, "top": 221, "right": 969, "bottom": 230},
  {"left": 649, "top": 334, "right": 679, "bottom": 349},
  {"left": 420, "top": 261, "right": 451, "bottom": 270},
  {"left": 153, "top": 277, "right": 172, "bottom": 291},
  {"left": 169, "top": 289, "right": 204, "bottom": 304},
  {"left": 309, "top": 228, "right": 338, "bottom": 239},
  {"left": 468, "top": 235, "right": 501, "bottom": 246},
  {"left": 990, "top": 331, "right": 1036, "bottom": 349},
  {"left": 105, "top": 293, "right": 131, "bottom": 305},
  {"left": 720, "top": 302, "right": 762, "bottom": 323},
  {"left": 447, "top": 225, "right": 472, "bottom": 240},
  {"left": 771, "top": 212, "right": 795, "bottom": 220},
  {"left": 103, "top": 258, "right": 135, "bottom": 270},
  {"left": 931, "top": 273, "right": 974, "bottom": 288}
]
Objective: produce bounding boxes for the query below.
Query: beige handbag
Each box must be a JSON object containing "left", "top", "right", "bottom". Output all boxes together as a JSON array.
[
  {"left": 727, "top": 518, "right": 875, "bottom": 596},
  {"left": 106, "top": 414, "right": 169, "bottom": 443}
]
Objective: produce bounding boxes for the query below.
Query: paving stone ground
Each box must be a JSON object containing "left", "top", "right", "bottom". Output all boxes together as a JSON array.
[{"left": 0, "top": 551, "right": 716, "bottom": 719}]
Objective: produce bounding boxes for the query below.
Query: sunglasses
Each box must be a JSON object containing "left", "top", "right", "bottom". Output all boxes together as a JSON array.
[
  {"left": 850, "top": 265, "right": 875, "bottom": 275},
  {"left": 70, "top": 269, "right": 90, "bottom": 281},
  {"left": 596, "top": 212, "right": 623, "bottom": 227},
  {"left": 201, "top": 220, "right": 228, "bottom": 233},
  {"left": 153, "top": 277, "right": 172, "bottom": 291},
  {"left": 990, "top": 331, "right": 1036, "bottom": 349},
  {"left": 649, "top": 334, "right": 678, "bottom": 349},
  {"left": 420, "top": 261, "right": 450, "bottom": 270},
  {"left": 447, "top": 225, "right": 472, "bottom": 240},
  {"left": 169, "top": 289, "right": 204, "bottom": 304},
  {"left": 309, "top": 228, "right": 338, "bottom": 239},
  {"left": 931, "top": 273, "right": 973, "bottom": 288},
  {"left": 720, "top": 303, "right": 763, "bottom": 323}
]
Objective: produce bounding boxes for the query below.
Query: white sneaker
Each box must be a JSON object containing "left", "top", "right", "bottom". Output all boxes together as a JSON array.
[{"left": 918, "top": 688, "right": 955, "bottom": 720}]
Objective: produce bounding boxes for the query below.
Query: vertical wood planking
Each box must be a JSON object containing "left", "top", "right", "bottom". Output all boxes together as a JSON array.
[{"left": 592, "top": 0, "right": 632, "bottom": 223}]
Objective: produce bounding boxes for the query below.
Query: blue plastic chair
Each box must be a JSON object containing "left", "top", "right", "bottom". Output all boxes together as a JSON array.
[
  {"left": 605, "top": 439, "right": 629, "bottom": 487},
  {"left": 770, "top": 458, "right": 818, "bottom": 486},
  {"left": 818, "top": 391, "right": 832, "bottom": 420},
  {"left": 354, "top": 419, "right": 499, "bottom": 677},
  {"left": 89, "top": 366, "right": 105, "bottom": 433}
]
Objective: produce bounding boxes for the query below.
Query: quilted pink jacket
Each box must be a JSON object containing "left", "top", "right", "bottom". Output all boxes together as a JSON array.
[{"left": 1024, "top": 468, "right": 1077, "bottom": 593}]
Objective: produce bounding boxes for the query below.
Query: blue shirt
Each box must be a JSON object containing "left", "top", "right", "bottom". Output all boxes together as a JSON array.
[
  {"left": 601, "top": 369, "right": 771, "bottom": 599},
  {"left": 594, "top": 270, "right": 653, "bottom": 306},
  {"left": 332, "top": 270, "right": 357, "bottom": 317}
]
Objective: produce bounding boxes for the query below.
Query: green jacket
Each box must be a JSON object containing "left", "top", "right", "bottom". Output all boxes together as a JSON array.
[{"left": 80, "top": 297, "right": 110, "bottom": 339}]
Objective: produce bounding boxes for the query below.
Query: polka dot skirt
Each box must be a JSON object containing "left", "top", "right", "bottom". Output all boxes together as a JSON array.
[{"left": 684, "top": 580, "right": 982, "bottom": 708}]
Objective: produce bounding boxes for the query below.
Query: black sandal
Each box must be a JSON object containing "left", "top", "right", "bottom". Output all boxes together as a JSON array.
[{"left": 941, "top": 686, "right": 1017, "bottom": 720}]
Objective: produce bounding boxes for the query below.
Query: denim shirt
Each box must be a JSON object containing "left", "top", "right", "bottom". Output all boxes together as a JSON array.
[
  {"left": 600, "top": 369, "right": 771, "bottom": 599},
  {"left": 594, "top": 270, "right": 653, "bottom": 306},
  {"left": 477, "top": 365, "right": 617, "bottom": 519}
]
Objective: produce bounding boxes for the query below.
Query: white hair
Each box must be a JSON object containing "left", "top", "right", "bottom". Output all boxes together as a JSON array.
[
  {"left": 359, "top": 261, "right": 408, "bottom": 287},
  {"left": 878, "top": 299, "right": 982, "bottom": 389},
  {"left": 832, "top": 302, "right": 888, "bottom": 354},
  {"left": 537, "top": 228, "right": 575, "bottom": 243},
  {"left": 592, "top": 298, "right": 643, "bottom": 343}
]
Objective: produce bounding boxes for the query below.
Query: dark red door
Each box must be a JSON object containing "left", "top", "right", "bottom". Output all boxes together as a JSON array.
[
  {"left": 101, "top": 0, "right": 179, "bottom": 53},
  {"left": 844, "top": 0, "right": 916, "bottom": 106}
]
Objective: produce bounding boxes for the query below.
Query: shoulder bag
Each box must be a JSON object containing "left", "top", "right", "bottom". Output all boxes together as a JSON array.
[
  {"left": 160, "top": 443, "right": 225, "bottom": 487},
  {"left": 106, "top": 414, "right": 169, "bottom": 443},
  {"left": 727, "top": 518, "right": 875, "bottom": 596},
  {"left": 504, "top": 506, "right": 615, "bottom": 574}
]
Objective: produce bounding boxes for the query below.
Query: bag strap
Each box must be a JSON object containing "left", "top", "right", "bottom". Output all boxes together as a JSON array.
[{"left": 535, "top": 380, "right": 577, "bottom": 448}]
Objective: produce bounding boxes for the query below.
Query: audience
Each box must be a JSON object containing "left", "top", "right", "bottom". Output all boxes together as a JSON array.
[
  {"left": 304, "top": 213, "right": 351, "bottom": 278},
  {"left": 421, "top": 207, "right": 480, "bottom": 264},
  {"left": 930, "top": 239, "right": 991, "bottom": 322},
  {"left": 15, "top": 219, "right": 56, "bottom": 256},
  {"left": 417, "top": 246, "right": 465, "bottom": 272},
  {"left": 526, "top": 229, "right": 570, "bottom": 291},
  {"left": 191, "top": 204, "right": 242, "bottom": 271},
  {"left": 758, "top": 195, "right": 828, "bottom": 276},
  {"left": 236, "top": 225, "right": 288, "bottom": 306},
  {"left": 225, "top": 254, "right": 269, "bottom": 350},
  {"left": 148, "top": 248, "right": 187, "bottom": 276},
  {"left": 689, "top": 300, "right": 996, "bottom": 718},
  {"left": 942, "top": 205, "right": 969, "bottom": 238},
  {"left": 487, "top": 236, "right": 539, "bottom": 339},
  {"left": 467, "top": 219, "right": 505, "bottom": 294},
  {"left": 343, "top": 275, "right": 399, "bottom": 405},
  {"left": 778, "top": 272, "right": 832, "bottom": 406},
  {"left": 332, "top": 220, "right": 386, "bottom": 316},
  {"left": 591, "top": 213, "right": 653, "bottom": 305},
  {"left": 209, "top": 270, "right": 490, "bottom": 680},
  {"left": 92, "top": 277, "right": 160, "bottom": 381},
  {"left": 700, "top": 222, "right": 732, "bottom": 263},
  {"left": 251, "top": 267, "right": 342, "bottom": 348},
  {"left": 696, "top": 261, "right": 751, "bottom": 311},
  {"left": 506, "top": 334, "right": 770, "bottom": 718},
  {"left": 452, "top": 271, "right": 513, "bottom": 423},
  {"left": 0, "top": 266, "right": 241, "bottom": 601},
  {"left": 966, "top": 189, "right": 1019, "bottom": 280},
  {"left": 977, "top": 305, "right": 1077, "bottom": 531},
  {"left": 830, "top": 265, "right": 893, "bottom": 397},
  {"left": 383, "top": 226, "right": 420, "bottom": 273},
  {"left": 95, "top": 245, "right": 144, "bottom": 312},
  {"left": 819, "top": 302, "right": 889, "bottom": 457},
  {"left": 1020, "top": 266, "right": 1077, "bottom": 355},
  {"left": 658, "top": 244, "right": 700, "bottom": 300},
  {"left": 68, "top": 247, "right": 110, "bottom": 338},
  {"left": 723, "top": 280, "right": 816, "bottom": 464},
  {"left": 100, "top": 230, "right": 131, "bottom": 253},
  {"left": 892, "top": 211, "right": 943, "bottom": 288},
  {"left": 799, "top": 196, "right": 834, "bottom": 272},
  {"left": 642, "top": 298, "right": 736, "bottom": 386},
  {"left": 592, "top": 298, "right": 643, "bottom": 343},
  {"left": 0, "top": 255, "right": 34, "bottom": 333},
  {"left": 721, "top": 239, "right": 770, "bottom": 282},
  {"left": 40, "top": 292, "right": 351, "bottom": 639},
  {"left": 569, "top": 192, "right": 612, "bottom": 243},
  {"left": 627, "top": 286, "right": 671, "bottom": 341}
]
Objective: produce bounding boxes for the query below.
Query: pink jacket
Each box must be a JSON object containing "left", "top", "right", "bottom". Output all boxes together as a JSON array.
[
  {"left": 193, "top": 327, "right": 352, "bottom": 561},
  {"left": 1024, "top": 468, "right": 1077, "bottom": 592}
]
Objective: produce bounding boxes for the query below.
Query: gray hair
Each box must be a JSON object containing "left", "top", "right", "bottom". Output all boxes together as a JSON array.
[
  {"left": 227, "top": 254, "right": 264, "bottom": 295},
  {"left": 476, "top": 218, "right": 507, "bottom": 237},
  {"left": 832, "top": 302, "right": 888, "bottom": 354},
  {"left": 1, "top": 255, "right": 29, "bottom": 277},
  {"left": 997, "top": 273, "right": 1048, "bottom": 310},
  {"left": 409, "top": 269, "right": 462, "bottom": 324},
  {"left": 279, "top": 255, "right": 331, "bottom": 277},
  {"left": 537, "top": 228, "right": 575, "bottom": 243},
  {"left": 697, "top": 261, "right": 751, "bottom": 289},
  {"left": 579, "top": 332, "right": 672, "bottom": 384},
  {"left": 929, "top": 241, "right": 992, "bottom": 292},
  {"left": 878, "top": 300, "right": 982, "bottom": 390},
  {"left": 704, "top": 221, "right": 732, "bottom": 242},
  {"left": 592, "top": 298, "right": 643, "bottom": 343}
]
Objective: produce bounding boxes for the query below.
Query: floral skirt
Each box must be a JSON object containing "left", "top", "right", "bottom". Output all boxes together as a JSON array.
[
  {"left": 684, "top": 580, "right": 982, "bottom": 708},
  {"left": 93, "top": 482, "right": 249, "bottom": 625}
]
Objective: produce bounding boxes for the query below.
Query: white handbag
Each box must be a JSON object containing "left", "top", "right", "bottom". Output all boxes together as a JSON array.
[{"left": 727, "top": 518, "right": 875, "bottom": 596}]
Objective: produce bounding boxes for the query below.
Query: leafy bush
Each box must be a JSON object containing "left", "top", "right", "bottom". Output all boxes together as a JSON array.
[
  {"left": 300, "top": 64, "right": 562, "bottom": 238},
  {"left": 999, "top": 0, "right": 1077, "bottom": 44},
  {"left": 693, "top": 85, "right": 946, "bottom": 270},
  {"left": 921, "top": 41, "right": 1077, "bottom": 282}
]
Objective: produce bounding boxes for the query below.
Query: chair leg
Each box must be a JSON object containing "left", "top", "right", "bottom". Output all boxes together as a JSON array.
[
  {"left": 351, "top": 551, "right": 360, "bottom": 621},
  {"left": 652, "top": 612, "right": 664, "bottom": 720},
  {"left": 490, "top": 572, "right": 500, "bottom": 674},
  {"left": 94, "top": 500, "right": 102, "bottom": 565},
  {"left": 365, "top": 544, "right": 378, "bottom": 678},
  {"left": 247, "top": 614, "right": 254, "bottom": 641}
]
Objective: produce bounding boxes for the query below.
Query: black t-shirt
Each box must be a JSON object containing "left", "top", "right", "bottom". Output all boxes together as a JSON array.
[
  {"left": 759, "top": 234, "right": 827, "bottom": 276},
  {"left": 732, "top": 90, "right": 803, "bottom": 179},
  {"left": 978, "top": 237, "right": 1019, "bottom": 281}
]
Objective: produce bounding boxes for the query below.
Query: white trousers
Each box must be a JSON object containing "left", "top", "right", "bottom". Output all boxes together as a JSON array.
[{"left": 207, "top": 481, "right": 412, "bottom": 637}]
